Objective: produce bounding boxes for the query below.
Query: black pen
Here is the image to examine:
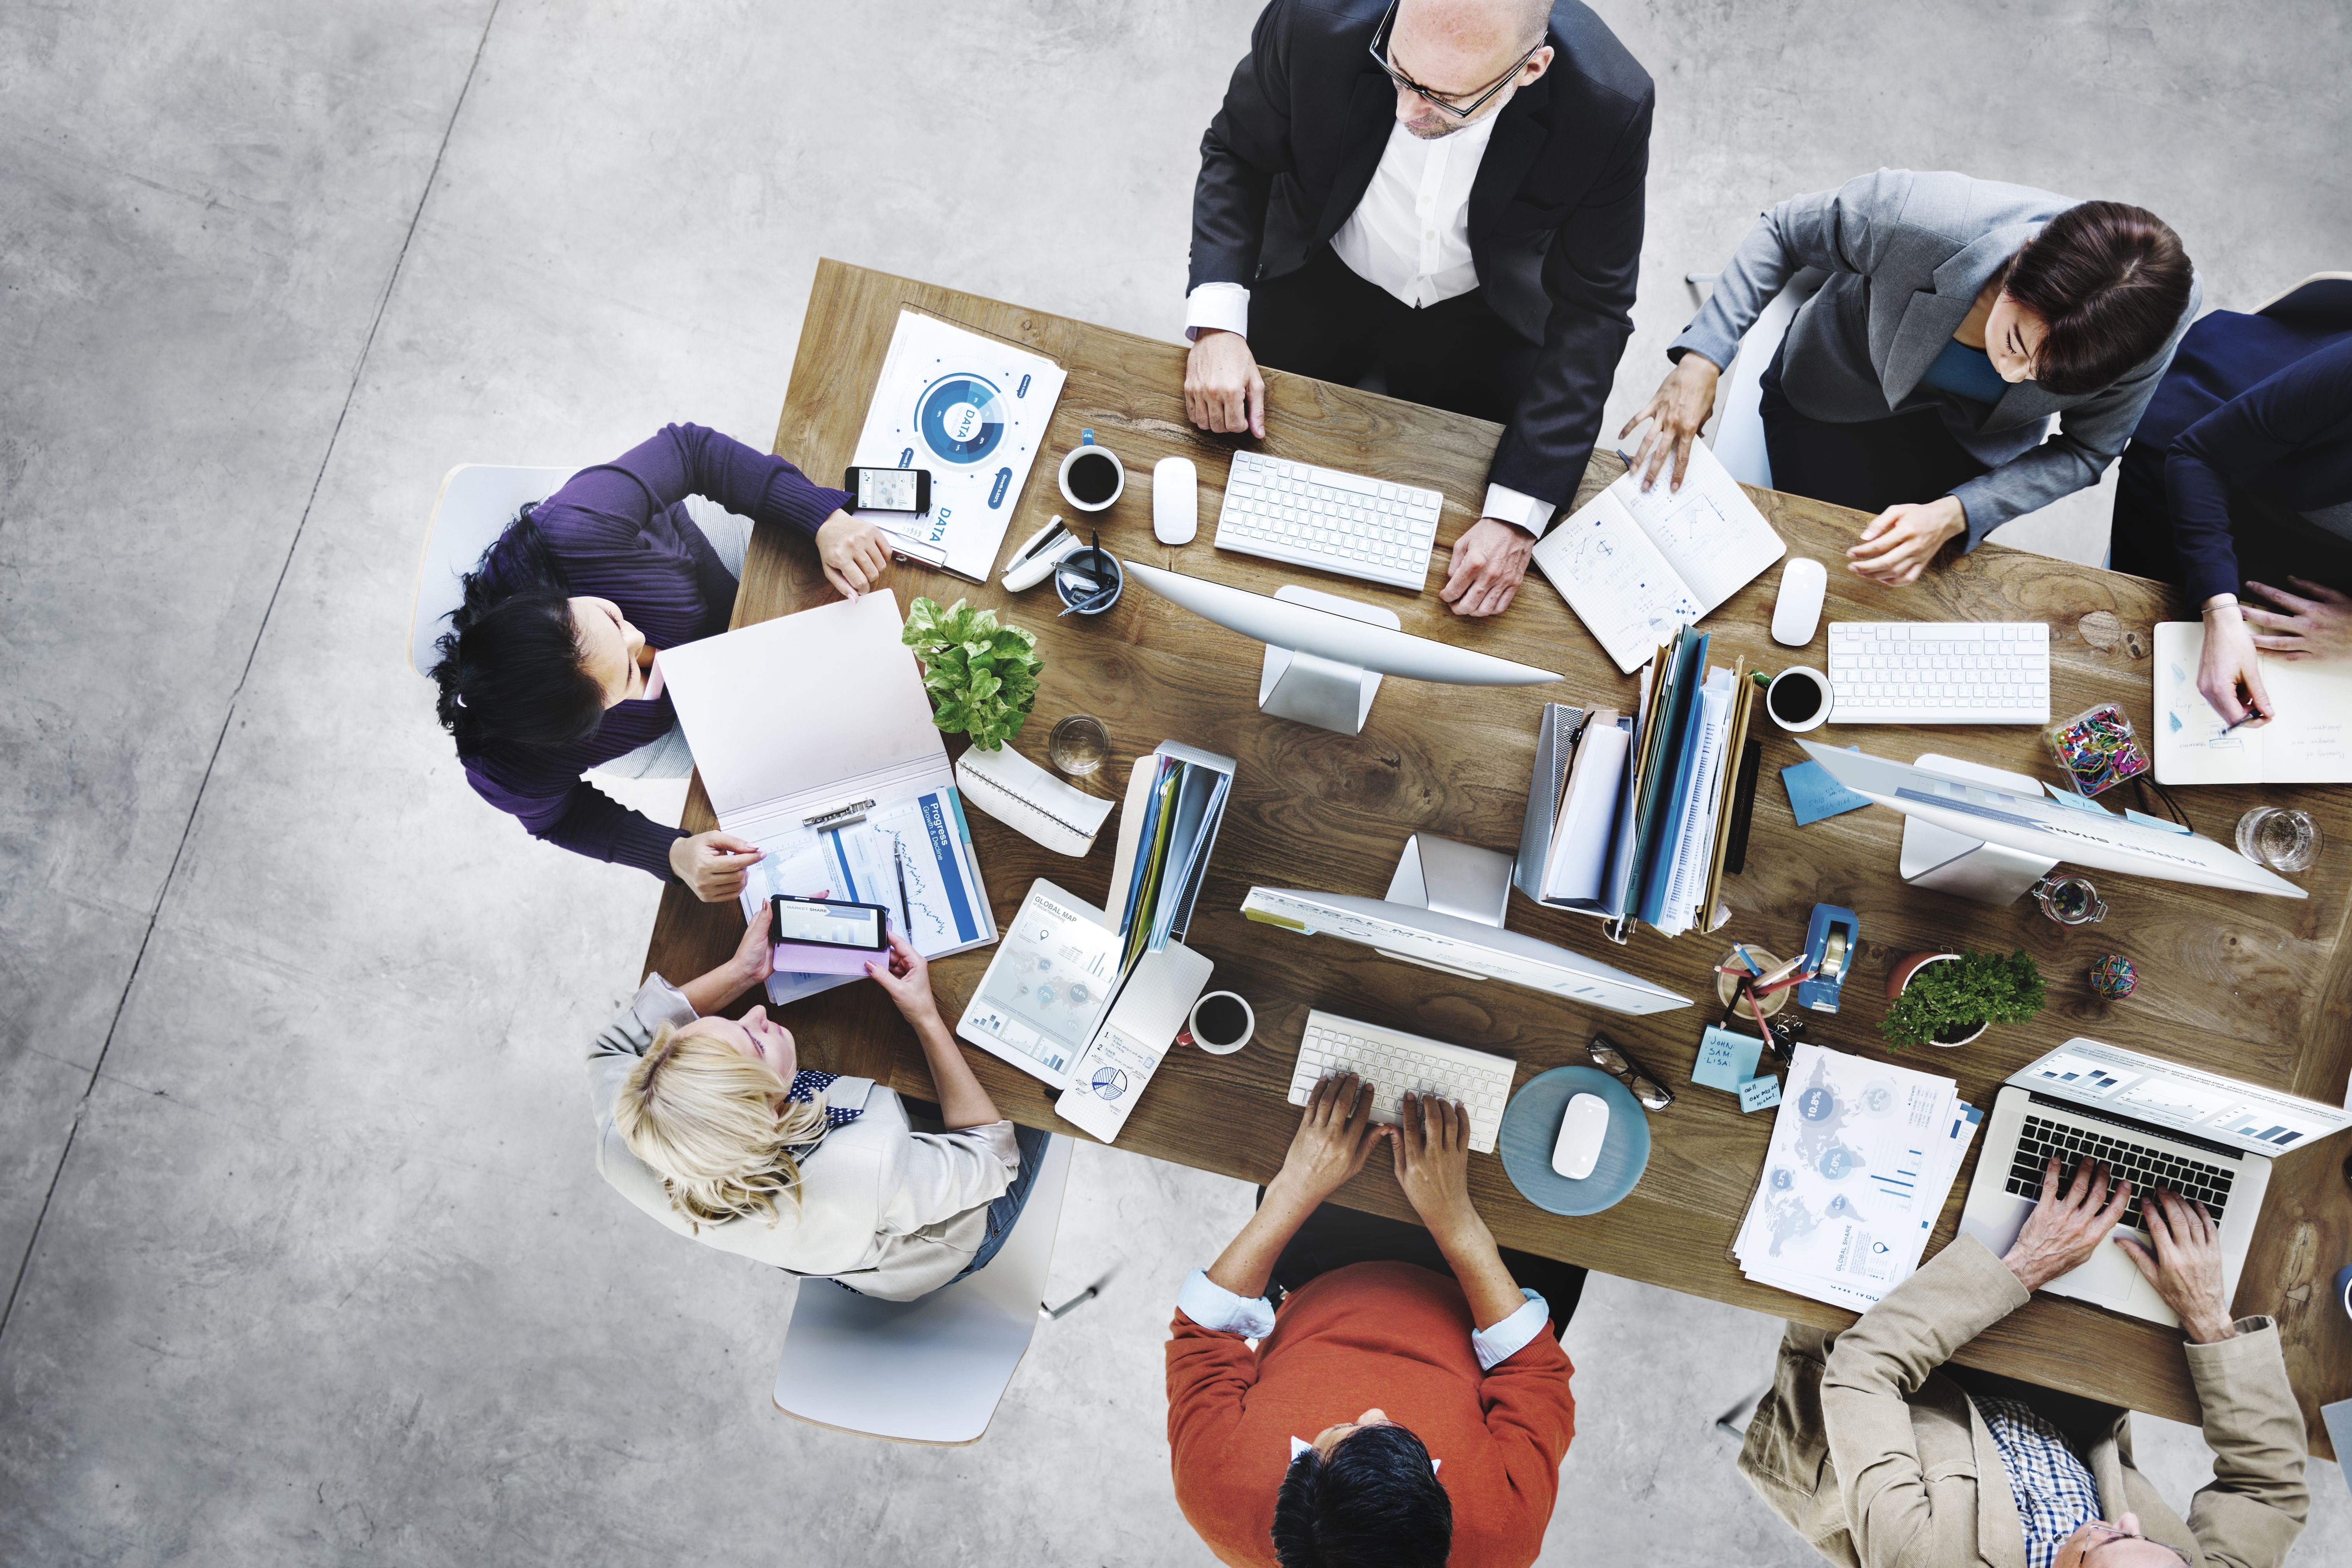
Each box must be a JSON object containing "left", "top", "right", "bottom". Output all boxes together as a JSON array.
[{"left": 892, "top": 838, "right": 912, "bottom": 937}]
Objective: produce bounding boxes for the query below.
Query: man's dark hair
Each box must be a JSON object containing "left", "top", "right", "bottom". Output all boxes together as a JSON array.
[
  {"left": 1999, "top": 201, "right": 2192, "bottom": 397},
  {"left": 1270, "top": 1424, "right": 1452, "bottom": 1568},
  {"left": 429, "top": 507, "right": 605, "bottom": 749}
]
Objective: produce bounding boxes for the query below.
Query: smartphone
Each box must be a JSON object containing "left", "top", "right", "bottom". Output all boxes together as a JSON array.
[
  {"left": 843, "top": 466, "right": 930, "bottom": 513},
  {"left": 770, "top": 894, "right": 891, "bottom": 953}
]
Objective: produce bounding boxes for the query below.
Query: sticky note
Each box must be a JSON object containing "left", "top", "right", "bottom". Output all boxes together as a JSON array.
[
  {"left": 2123, "top": 807, "right": 2191, "bottom": 835},
  {"left": 1739, "top": 1075, "right": 1782, "bottom": 1113},
  {"left": 2042, "top": 783, "right": 2114, "bottom": 816},
  {"left": 1780, "top": 749, "right": 1870, "bottom": 826},
  {"left": 1693, "top": 1026, "right": 1764, "bottom": 1092}
]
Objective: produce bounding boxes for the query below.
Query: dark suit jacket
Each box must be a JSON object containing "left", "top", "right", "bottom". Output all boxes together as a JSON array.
[{"left": 1188, "top": 0, "right": 1653, "bottom": 509}]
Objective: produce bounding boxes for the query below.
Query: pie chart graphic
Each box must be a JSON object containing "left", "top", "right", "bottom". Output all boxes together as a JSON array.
[
  {"left": 1090, "top": 1066, "right": 1128, "bottom": 1101},
  {"left": 917, "top": 373, "right": 1007, "bottom": 464}
]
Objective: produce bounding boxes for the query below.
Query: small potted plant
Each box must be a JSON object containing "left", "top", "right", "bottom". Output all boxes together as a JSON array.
[
  {"left": 1880, "top": 947, "right": 2046, "bottom": 1050},
  {"left": 900, "top": 596, "right": 1043, "bottom": 752}
]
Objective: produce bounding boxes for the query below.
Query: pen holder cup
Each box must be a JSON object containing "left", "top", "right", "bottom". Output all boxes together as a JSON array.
[{"left": 1055, "top": 547, "right": 1124, "bottom": 615}]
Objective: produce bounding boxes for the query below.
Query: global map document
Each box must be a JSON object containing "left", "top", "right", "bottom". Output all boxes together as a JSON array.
[{"left": 1734, "top": 1045, "right": 1981, "bottom": 1311}]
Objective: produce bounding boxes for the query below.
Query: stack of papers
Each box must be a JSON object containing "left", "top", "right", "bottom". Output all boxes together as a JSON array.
[{"left": 1733, "top": 1044, "right": 1983, "bottom": 1312}]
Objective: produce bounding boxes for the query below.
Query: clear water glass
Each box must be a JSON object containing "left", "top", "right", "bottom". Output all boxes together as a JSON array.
[
  {"left": 1047, "top": 714, "right": 1110, "bottom": 777},
  {"left": 2235, "top": 807, "right": 2320, "bottom": 873}
]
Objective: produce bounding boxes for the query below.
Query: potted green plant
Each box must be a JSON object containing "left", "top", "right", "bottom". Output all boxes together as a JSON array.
[
  {"left": 900, "top": 596, "right": 1043, "bottom": 752},
  {"left": 1880, "top": 948, "right": 2046, "bottom": 1050}
]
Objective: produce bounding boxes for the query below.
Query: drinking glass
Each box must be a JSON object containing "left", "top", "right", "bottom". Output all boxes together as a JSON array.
[
  {"left": 1047, "top": 714, "right": 1110, "bottom": 777},
  {"left": 2235, "top": 807, "right": 2320, "bottom": 873}
]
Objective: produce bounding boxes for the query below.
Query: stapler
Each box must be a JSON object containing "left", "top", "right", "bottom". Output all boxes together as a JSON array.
[
  {"left": 1001, "top": 515, "right": 1085, "bottom": 592},
  {"left": 1796, "top": 903, "right": 1859, "bottom": 1013}
]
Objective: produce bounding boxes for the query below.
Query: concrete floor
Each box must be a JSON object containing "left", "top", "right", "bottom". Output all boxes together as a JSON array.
[{"left": 3, "top": 1, "right": 2346, "bottom": 1562}]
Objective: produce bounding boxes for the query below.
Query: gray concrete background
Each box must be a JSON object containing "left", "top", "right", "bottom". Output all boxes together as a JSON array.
[{"left": 2, "top": 1, "right": 2345, "bottom": 1563}]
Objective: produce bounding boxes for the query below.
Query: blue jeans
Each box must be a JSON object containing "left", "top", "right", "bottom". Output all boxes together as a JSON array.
[{"left": 950, "top": 1124, "right": 1051, "bottom": 1283}]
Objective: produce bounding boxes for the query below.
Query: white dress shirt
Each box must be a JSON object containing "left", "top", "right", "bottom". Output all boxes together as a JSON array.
[
  {"left": 1175, "top": 1267, "right": 1550, "bottom": 1372},
  {"left": 1185, "top": 109, "right": 1556, "bottom": 536}
]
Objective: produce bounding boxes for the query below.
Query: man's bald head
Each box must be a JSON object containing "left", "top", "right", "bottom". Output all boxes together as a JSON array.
[
  {"left": 1388, "top": 0, "right": 1554, "bottom": 138},
  {"left": 1397, "top": 0, "right": 1551, "bottom": 54}
]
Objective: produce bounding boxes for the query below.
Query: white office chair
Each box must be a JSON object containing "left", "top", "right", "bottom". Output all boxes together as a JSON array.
[
  {"left": 2251, "top": 270, "right": 2352, "bottom": 326},
  {"left": 1698, "top": 268, "right": 1826, "bottom": 488},
  {"left": 772, "top": 1133, "right": 1079, "bottom": 1445},
  {"left": 409, "top": 464, "right": 579, "bottom": 676}
]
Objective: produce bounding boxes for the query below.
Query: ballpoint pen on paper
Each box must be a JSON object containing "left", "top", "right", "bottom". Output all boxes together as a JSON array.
[{"left": 892, "top": 838, "right": 912, "bottom": 938}]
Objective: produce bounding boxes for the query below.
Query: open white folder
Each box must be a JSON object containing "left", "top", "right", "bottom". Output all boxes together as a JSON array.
[{"left": 658, "top": 591, "right": 998, "bottom": 1003}]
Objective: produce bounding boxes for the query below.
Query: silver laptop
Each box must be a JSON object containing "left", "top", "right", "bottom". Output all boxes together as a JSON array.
[{"left": 1959, "top": 1037, "right": 2352, "bottom": 1326}]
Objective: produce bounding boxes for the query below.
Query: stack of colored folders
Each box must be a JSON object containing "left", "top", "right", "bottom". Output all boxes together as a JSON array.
[{"left": 1103, "top": 740, "right": 1237, "bottom": 966}]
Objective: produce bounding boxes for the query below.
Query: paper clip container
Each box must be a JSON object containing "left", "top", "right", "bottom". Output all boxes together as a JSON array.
[{"left": 2047, "top": 702, "right": 2150, "bottom": 798}]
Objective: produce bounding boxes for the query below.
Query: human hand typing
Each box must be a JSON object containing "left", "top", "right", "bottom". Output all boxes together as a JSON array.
[
  {"left": 2001, "top": 1157, "right": 2131, "bottom": 1292},
  {"left": 1389, "top": 1092, "right": 1482, "bottom": 1243},
  {"left": 2114, "top": 1189, "right": 2237, "bottom": 1343},
  {"left": 1269, "top": 1073, "right": 1385, "bottom": 1208}
]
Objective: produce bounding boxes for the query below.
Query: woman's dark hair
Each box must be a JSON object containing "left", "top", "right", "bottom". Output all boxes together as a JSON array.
[
  {"left": 429, "top": 506, "right": 605, "bottom": 749},
  {"left": 1270, "top": 1424, "right": 1451, "bottom": 1568},
  {"left": 1999, "top": 201, "right": 2192, "bottom": 397}
]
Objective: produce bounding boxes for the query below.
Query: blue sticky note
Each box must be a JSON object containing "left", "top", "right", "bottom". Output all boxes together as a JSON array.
[
  {"left": 1693, "top": 1026, "right": 1764, "bottom": 1092},
  {"left": 2042, "top": 782, "right": 2114, "bottom": 816},
  {"left": 1739, "top": 1075, "right": 1782, "bottom": 1113},
  {"left": 1780, "top": 747, "right": 1870, "bottom": 826},
  {"left": 2124, "top": 807, "right": 2192, "bottom": 835}
]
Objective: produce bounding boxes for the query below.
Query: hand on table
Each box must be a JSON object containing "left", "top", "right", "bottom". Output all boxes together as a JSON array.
[
  {"left": 863, "top": 930, "right": 942, "bottom": 1029},
  {"left": 1185, "top": 329, "right": 1266, "bottom": 439},
  {"left": 2241, "top": 576, "right": 2352, "bottom": 662},
  {"left": 1440, "top": 518, "right": 1535, "bottom": 617},
  {"left": 2114, "top": 1189, "right": 2238, "bottom": 1344},
  {"left": 2196, "top": 605, "right": 2274, "bottom": 726},
  {"left": 669, "top": 830, "right": 763, "bottom": 902},
  {"left": 815, "top": 509, "right": 893, "bottom": 600},
  {"left": 2001, "top": 1157, "right": 2131, "bottom": 1292},
  {"left": 1847, "top": 496, "right": 1966, "bottom": 586},
  {"left": 1622, "top": 355, "right": 1722, "bottom": 492},
  {"left": 1268, "top": 1073, "right": 1385, "bottom": 1208}
]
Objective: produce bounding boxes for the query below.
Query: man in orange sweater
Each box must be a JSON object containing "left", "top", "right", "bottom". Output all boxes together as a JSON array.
[{"left": 1166, "top": 1074, "right": 1579, "bottom": 1568}]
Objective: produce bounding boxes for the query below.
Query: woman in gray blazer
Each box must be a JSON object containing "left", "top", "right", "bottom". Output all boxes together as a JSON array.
[
  {"left": 1629, "top": 170, "right": 2198, "bottom": 586},
  {"left": 587, "top": 906, "right": 1046, "bottom": 1301}
]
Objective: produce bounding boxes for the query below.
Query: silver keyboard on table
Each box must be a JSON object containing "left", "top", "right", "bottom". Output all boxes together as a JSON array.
[
  {"left": 1827, "top": 621, "right": 2052, "bottom": 725},
  {"left": 1214, "top": 451, "right": 1443, "bottom": 591},
  {"left": 1285, "top": 1009, "right": 1517, "bottom": 1155}
]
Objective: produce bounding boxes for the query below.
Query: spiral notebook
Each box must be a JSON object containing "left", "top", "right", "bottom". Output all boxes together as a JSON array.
[{"left": 956, "top": 744, "right": 1115, "bottom": 856}]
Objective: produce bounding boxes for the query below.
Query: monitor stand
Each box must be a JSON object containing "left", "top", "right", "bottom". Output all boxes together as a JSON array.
[
  {"left": 1376, "top": 834, "right": 1513, "bottom": 979},
  {"left": 1897, "top": 752, "right": 2059, "bottom": 906},
  {"left": 1258, "top": 585, "right": 1399, "bottom": 735}
]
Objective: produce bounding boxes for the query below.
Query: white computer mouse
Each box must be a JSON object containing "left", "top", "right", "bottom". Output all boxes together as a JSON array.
[
  {"left": 1153, "top": 457, "right": 1199, "bottom": 545},
  {"left": 1771, "top": 557, "right": 1828, "bottom": 646},
  {"left": 1551, "top": 1092, "right": 1610, "bottom": 1181}
]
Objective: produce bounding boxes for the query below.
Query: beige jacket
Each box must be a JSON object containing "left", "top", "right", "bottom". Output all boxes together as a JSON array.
[
  {"left": 1740, "top": 1236, "right": 2308, "bottom": 1568},
  {"left": 587, "top": 978, "right": 1019, "bottom": 1300}
]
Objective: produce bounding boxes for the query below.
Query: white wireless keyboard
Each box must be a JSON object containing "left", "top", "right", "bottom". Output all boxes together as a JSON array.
[
  {"left": 1827, "top": 621, "right": 2051, "bottom": 726},
  {"left": 1214, "top": 451, "right": 1442, "bottom": 592},
  {"left": 1286, "top": 1009, "right": 1517, "bottom": 1154}
]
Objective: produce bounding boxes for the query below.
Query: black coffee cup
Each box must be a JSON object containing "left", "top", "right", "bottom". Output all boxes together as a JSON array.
[
  {"left": 1182, "top": 991, "right": 1254, "bottom": 1054},
  {"left": 1765, "top": 666, "right": 1831, "bottom": 732},
  {"left": 1057, "top": 430, "right": 1125, "bottom": 512}
]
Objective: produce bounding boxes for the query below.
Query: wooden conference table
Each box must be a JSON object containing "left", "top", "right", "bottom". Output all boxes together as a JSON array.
[{"left": 644, "top": 261, "right": 2352, "bottom": 1455}]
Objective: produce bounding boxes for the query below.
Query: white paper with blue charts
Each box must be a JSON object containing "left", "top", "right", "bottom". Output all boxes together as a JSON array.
[
  {"left": 851, "top": 309, "right": 1067, "bottom": 581},
  {"left": 1733, "top": 1044, "right": 1982, "bottom": 1312}
]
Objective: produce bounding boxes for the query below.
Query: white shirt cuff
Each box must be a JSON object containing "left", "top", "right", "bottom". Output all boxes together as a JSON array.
[
  {"left": 1185, "top": 283, "right": 1251, "bottom": 343},
  {"left": 1470, "top": 1289, "right": 1549, "bottom": 1370},
  {"left": 1482, "top": 483, "right": 1557, "bottom": 537},
  {"left": 1176, "top": 1268, "right": 1279, "bottom": 1338}
]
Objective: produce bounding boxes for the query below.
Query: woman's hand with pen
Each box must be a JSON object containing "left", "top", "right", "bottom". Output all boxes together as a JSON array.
[{"left": 2196, "top": 598, "right": 2274, "bottom": 727}]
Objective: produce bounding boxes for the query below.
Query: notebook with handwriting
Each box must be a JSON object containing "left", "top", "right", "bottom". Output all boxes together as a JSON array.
[
  {"left": 2152, "top": 621, "right": 2352, "bottom": 784},
  {"left": 1531, "top": 438, "right": 1785, "bottom": 674}
]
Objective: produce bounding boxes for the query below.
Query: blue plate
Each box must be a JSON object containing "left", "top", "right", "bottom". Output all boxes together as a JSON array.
[{"left": 1497, "top": 1066, "right": 1652, "bottom": 1217}]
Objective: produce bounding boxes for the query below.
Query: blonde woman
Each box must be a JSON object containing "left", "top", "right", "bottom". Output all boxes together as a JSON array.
[{"left": 588, "top": 906, "right": 1046, "bottom": 1300}]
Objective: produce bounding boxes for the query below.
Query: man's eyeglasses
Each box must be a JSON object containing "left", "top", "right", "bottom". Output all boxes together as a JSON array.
[
  {"left": 1588, "top": 1033, "right": 1673, "bottom": 1111},
  {"left": 1366, "top": 0, "right": 1544, "bottom": 121}
]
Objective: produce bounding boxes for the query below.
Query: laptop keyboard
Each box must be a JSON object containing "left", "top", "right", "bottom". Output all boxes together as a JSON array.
[{"left": 2006, "top": 1113, "right": 2234, "bottom": 1230}]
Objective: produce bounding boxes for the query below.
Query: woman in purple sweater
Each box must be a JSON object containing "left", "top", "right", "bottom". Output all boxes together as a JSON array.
[{"left": 429, "top": 423, "right": 892, "bottom": 900}]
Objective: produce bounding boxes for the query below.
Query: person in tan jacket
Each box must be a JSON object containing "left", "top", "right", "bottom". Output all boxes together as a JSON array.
[{"left": 1740, "top": 1157, "right": 2309, "bottom": 1568}]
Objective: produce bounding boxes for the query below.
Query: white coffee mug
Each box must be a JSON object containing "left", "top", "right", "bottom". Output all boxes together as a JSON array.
[
  {"left": 1182, "top": 991, "right": 1255, "bottom": 1055},
  {"left": 1057, "top": 429, "right": 1126, "bottom": 512},
  {"left": 1765, "top": 666, "right": 1832, "bottom": 733}
]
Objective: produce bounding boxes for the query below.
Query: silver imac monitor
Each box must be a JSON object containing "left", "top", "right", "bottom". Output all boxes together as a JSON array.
[
  {"left": 1122, "top": 560, "right": 1562, "bottom": 735},
  {"left": 1797, "top": 741, "right": 2306, "bottom": 898},
  {"left": 1240, "top": 886, "right": 1692, "bottom": 1016}
]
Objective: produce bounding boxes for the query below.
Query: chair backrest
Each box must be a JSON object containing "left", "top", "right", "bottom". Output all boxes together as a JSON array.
[
  {"left": 772, "top": 1133, "right": 1074, "bottom": 1445},
  {"left": 2251, "top": 271, "right": 2352, "bottom": 332},
  {"left": 1707, "top": 267, "right": 1827, "bottom": 489},
  {"left": 409, "top": 464, "right": 579, "bottom": 676}
]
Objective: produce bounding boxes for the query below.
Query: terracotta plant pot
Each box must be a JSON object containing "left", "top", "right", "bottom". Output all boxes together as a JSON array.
[{"left": 1885, "top": 951, "right": 1988, "bottom": 1047}]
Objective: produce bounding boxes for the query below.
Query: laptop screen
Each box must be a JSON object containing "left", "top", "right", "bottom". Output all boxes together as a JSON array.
[{"left": 2014, "top": 1038, "right": 2352, "bottom": 1157}]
